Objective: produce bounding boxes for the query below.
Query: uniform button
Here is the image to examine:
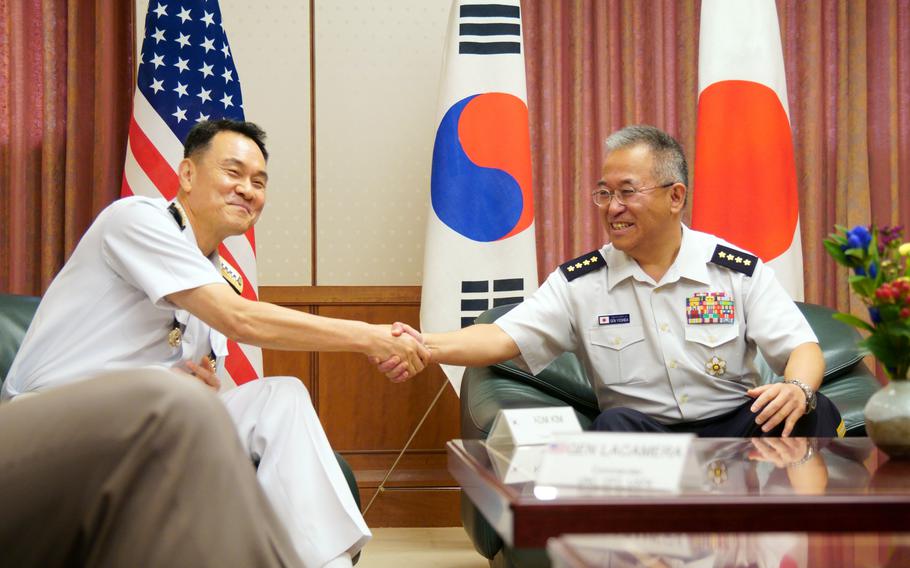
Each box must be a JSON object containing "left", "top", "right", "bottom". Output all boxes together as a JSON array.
[
  {"left": 612, "top": 336, "right": 622, "bottom": 346},
  {"left": 680, "top": 394, "right": 689, "bottom": 404},
  {"left": 660, "top": 323, "right": 669, "bottom": 332},
  {"left": 708, "top": 334, "right": 717, "bottom": 343},
  {"left": 668, "top": 359, "right": 678, "bottom": 369}
]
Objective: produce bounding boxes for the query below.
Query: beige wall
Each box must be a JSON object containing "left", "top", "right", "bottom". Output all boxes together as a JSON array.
[{"left": 135, "top": 0, "right": 449, "bottom": 285}]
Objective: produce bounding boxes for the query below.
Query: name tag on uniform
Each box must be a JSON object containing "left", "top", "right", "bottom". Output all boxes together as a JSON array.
[
  {"left": 686, "top": 292, "right": 734, "bottom": 324},
  {"left": 598, "top": 313, "right": 631, "bottom": 325}
]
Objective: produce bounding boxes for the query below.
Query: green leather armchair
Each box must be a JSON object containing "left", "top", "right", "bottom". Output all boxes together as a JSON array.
[
  {"left": 0, "top": 293, "right": 362, "bottom": 559},
  {"left": 459, "top": 301, "right": 882, "bottom": 568}
]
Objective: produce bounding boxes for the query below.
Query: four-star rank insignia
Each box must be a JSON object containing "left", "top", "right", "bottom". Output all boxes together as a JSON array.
[
  {"left": 559, "top": 250, "right": 606, "bottom": 282},
  {"left": 710, "top": 244, "right": 757, "bottom": 277}
]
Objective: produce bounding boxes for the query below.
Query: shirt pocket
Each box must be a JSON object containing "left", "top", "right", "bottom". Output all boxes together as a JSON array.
[
  {"left": 684, "top": 324, "right": 742, "bottom": 379},
  {"left": 588, "top": 325, "right": 646, "bottom": 384},
  {"left": 684, "top": 324, "right": 740, "bottom": 349}
]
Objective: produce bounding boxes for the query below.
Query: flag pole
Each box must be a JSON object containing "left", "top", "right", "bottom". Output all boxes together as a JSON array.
[{"left": 361, "top": 374, "right": 451, "bottom": 515}]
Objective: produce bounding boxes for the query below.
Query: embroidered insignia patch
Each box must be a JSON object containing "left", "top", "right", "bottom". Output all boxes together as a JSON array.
[
  {"left": 687, "top": 292, "right": 735, "bottom": 324},
  {"left": 559, "top": 250, "right": 606, "bottom": 282},
  {"left": 220, "top": 258, "right": 243, "bottom": 295},
  {"left": 710, "top": 244, "right": 757, "bottom": 277},
  {"left": 598, "top": 314, "right": 630, "bottom": 326}
]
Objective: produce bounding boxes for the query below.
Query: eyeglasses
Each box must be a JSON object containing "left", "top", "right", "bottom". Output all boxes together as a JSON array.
[{"left": 592, "top": 182, "right": 676, "bottom": 207}]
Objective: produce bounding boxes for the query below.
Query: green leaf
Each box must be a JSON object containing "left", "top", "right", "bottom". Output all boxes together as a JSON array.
[
  {"left": 848, "top": 276, "right": 877, "bottom": 298},
  {"left": 823, "top": 240, "right": 849, "bottom": 264},
  {"left": 861, "top": 333, "right": 901, "bottom": 369},
  {"left": 879, "top": 304, "right": 902, "bottom": 322},
  {"left": 832, "top": 312, "right": 874, "bottom": 332}
]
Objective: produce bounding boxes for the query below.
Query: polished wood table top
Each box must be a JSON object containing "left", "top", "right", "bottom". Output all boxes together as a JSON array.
[
  {"left": 447, "top": 437, "right": 910, "bottom": 548},
  {"left": 548, "top": 532, "right": 910, "bottom": 568}
]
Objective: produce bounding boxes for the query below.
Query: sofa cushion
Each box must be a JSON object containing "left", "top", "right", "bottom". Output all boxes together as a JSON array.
[{"left": 0, "top": 295, "right": 41, "bottom": 386}]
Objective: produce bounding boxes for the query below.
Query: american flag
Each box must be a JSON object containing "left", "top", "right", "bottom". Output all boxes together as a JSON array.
[{"left": 122, "top": 0, "right": 262, "bottom": 385}]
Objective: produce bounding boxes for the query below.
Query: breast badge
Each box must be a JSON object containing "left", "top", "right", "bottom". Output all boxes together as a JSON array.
[
  {"left": 705, "top": 355, "right": 726, "bottom": 376},
  {"left": 707, "top": 460, "right": 728, "bottom": 487},
  {"left": 168, "top": 327, "right": 182, "bottom": 348}
]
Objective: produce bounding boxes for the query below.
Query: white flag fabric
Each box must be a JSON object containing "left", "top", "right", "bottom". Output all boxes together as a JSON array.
[
  {"left": 693, "top": 0, "right": 804, "bottom": 300},
  {"left": 421, "top": 0, "right": 538, "bottom": 394},
  {"left": 123, "top": 0, "right": 263, "bottom": 385}
]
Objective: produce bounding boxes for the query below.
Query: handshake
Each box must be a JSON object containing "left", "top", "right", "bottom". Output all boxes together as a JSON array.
[{"left": 366, "top": 322, "right": 430, "bottom": 383}]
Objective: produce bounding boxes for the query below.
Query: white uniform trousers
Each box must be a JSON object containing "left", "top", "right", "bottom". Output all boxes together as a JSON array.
[{"left": 221, "top": 377, "right": 371, "bottom": 567}]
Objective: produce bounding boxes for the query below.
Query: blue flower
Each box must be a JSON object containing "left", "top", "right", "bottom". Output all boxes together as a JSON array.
[
  {"left": 869, "top": 307, "right": 882, "bottom": 323},
  {"left": 853, "top": 262, "right": 879, "bottom": 278},
  {"left": 846, "top": 225, "right": 872, "bottom": 249}
]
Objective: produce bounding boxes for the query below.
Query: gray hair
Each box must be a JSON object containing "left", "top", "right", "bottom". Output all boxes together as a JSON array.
[{"left": 604, "top": 125, "right": 688, "bottom": 187}]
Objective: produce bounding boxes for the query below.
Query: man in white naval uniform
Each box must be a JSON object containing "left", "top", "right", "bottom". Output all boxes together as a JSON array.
[
  {"left": 393, "top": 125, "right": 842, "bottom": 439},
  {"left": 2, "top": 120, "right": 429, "bottom": 568}
]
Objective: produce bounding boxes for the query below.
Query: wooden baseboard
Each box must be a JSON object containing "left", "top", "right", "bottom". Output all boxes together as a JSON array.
[{"left": 360, "top": 487, "right": 462, "bottom": 527}]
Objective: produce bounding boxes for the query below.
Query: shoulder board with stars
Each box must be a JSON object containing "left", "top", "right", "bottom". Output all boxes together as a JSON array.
[
  {"left": 220, "top": 258, "right": 244, "bottom": 295},
  {"left": 710, "top": 244, "right": 757, "bottom": 277},
  {"left": 168, "top": 201, "right": 188, "bottom": 230},
  {"left": 559, "top": 250, "right": 606, "bottom": 282}
]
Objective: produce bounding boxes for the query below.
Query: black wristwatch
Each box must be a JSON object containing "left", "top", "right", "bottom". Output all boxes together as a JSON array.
[{"left": 785, "top": 379, "right": 817, "bottom": 413}]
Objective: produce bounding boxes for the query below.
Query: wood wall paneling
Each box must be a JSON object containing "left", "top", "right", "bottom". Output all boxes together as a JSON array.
[{"left": 260, "top": 286, "right": 462, "bottom": 527}]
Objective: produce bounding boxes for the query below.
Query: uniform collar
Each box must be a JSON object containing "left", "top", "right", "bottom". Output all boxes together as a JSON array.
[
  {"left": 168, "top": 199, "right": 220, "bottom": 268},
  {"left": 665, "top": 225, "right": 712, "bottom": 286},
  {"left": 605, "top": 224, "right": 712, "bottom": 290}
]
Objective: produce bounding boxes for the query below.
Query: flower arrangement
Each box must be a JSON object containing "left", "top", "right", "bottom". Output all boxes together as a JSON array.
[{"left": 824, "top": 225, "right": 910, "bottom": 381}]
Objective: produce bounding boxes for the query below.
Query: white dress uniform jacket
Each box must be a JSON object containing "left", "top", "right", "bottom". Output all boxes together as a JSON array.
[
  {"left": 2, "top": 197, "right": 370, "bottom": 567},
  {"left": 496, "top": 225, "right": 817, "bottom": 424}
]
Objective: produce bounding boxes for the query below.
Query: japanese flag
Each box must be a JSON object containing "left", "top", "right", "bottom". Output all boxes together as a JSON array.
[{"left": 693, "top": 0, "right": 804, "bottom": 300}]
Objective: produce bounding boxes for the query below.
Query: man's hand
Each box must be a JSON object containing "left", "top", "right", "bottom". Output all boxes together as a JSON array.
[
  {"left": 174, "top": 356, "right": 220, "bottom": 391},
  {"left": 747, "top": 437, "right": 808, "bottom": 467},
  {"left": 365, "top": 323, "right": 429, "bottom": 382},
  {"left": 746, "top": 381, "right": 806, "bottom": 437},
  {"left": 369, "top": 322, "right": 425, "bottom": 383}
]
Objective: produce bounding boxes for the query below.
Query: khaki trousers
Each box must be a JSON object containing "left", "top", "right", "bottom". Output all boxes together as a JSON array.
[{"left": 0, "top": 369, "right": 303, "bottom": 568}]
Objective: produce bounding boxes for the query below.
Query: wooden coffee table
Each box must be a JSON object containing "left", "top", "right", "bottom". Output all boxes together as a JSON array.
[{"left": 447, "top": 437, "right": 910, "bottom": 548}]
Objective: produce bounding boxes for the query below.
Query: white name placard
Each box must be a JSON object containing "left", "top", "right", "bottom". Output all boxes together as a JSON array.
[
  {"left": 536, "top": 432, "right": 694, "bottom": 492},
  {"left": 486, "top": 406, "right": 583, "bottom": 447},
  {"left": 485, "top": 444, "right": 547, "bottom": 484}
]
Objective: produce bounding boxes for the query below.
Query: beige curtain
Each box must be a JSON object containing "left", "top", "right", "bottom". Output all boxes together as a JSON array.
[
  {"left": 0, "top": 0, "right": 134, "bottom": 295},
  {"left": 524, "top": 0, "right": 910, "bottom": 319}
]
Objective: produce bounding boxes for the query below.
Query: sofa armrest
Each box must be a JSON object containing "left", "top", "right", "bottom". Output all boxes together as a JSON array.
[{"left": 460, "top": 363, "right": 597, "bottom": 439}]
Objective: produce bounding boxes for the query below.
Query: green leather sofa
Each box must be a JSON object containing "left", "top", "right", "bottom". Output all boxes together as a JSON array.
[
  {"left": 459, "top": 301, "right": 883, "bottom": 568},
  {"left": 0, "top": 293, "right": 362, "bottom": 562}
]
